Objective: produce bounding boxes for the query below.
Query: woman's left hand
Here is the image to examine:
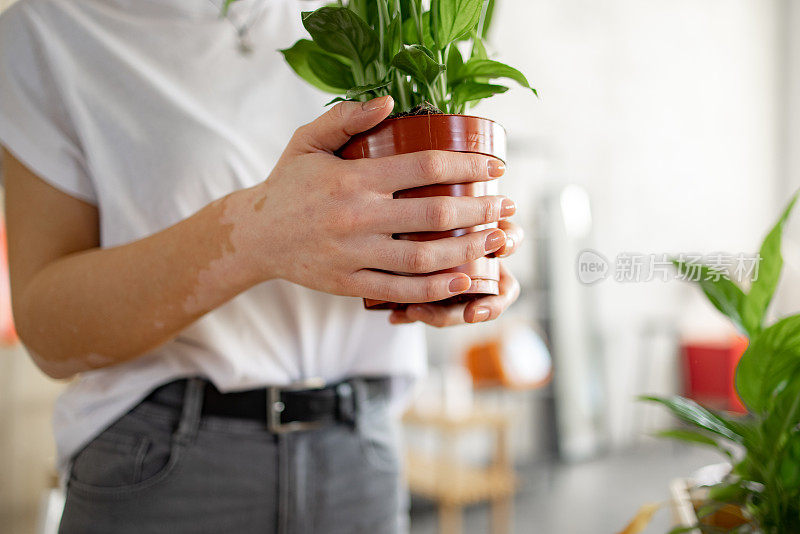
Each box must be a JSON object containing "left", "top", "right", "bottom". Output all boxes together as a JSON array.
[{"left": 388, "top": 220, "right": 523, "bottom": 327}]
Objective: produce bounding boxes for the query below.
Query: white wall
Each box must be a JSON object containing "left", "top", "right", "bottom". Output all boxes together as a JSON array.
[{"left": 773, "top": 0, "right": 800, "bottom": 317}]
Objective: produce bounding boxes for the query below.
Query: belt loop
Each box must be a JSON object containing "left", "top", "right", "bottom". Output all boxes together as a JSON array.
[
  {"left": 350, "top": 378, "right": 368, "bottom": 430},
  {"left": 336, "top": 380, "right": 357, "bottom": 427},
  {"left": 174, "top": 377, "right": 205, "bottom": 445}
]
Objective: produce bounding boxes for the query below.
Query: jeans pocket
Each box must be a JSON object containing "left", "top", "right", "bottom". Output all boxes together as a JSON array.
[
  {"left": 68, "top": 412, "right": 186, "bottom": 498},
  {"left": 70, "top": 430, "right": 150, "bottom": 488}
]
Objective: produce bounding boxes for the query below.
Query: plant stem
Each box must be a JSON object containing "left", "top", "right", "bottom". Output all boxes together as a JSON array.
[
  {"left": 477, "top": 0, "right": 490, "bottom": 38},
  {"left": 430, "top": 0, "right": 440, "bottom": 48},
  {"left": 410, "top": 0, "right": 425, "bottom": 44},
  {"left": 425, "top": 81, "right": 445, "bottom": 111},
  {"left": 394, "top": 71, "right": 410, "bottom": 111},
  {"left": 376, "top": 0, "right": 389, "bottom": 79},
  {"left": 377, "top": 0, "right": 386, "bottom": 53},
  {"left": 352, "top": 58, "right": 366, "bottom": 88},
  {"left": 439, "top": 46, "right": 450, "bottom": 112}
]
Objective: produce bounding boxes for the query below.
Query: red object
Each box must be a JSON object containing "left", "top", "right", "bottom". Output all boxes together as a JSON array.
[
  {"left": 338, "top": 114, "right": 507, "bottom": 311},
  {"left": 682, "top": 337, "right": 748, "bottom": 413},
  {"left": 0, "top": 219, "right": 17, "bottom": 345}
]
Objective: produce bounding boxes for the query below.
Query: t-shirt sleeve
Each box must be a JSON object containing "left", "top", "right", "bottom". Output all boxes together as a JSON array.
[{"left": 0, "top": 3, "right": 97, "bottom": 204}]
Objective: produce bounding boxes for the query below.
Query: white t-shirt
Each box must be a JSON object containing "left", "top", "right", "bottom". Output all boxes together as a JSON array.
[{"left": 0, "top": 0, "right": 425, "bottom": 471}]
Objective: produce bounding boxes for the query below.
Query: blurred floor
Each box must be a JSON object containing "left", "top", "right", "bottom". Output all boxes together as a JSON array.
[{"left": 409, "top": 442, "right": 720, "bottom": 534}]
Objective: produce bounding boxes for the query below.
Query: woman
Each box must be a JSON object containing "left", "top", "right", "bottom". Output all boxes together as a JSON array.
[{"left": 0, "top": 0, "right": 523, "bottom": 532}]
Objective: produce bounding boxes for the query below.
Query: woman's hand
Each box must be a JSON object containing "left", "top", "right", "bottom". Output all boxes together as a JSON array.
[
  {"left": 388, "top": 219, "right": 523, "bottom": 326},
  {"left": 245, "top": 96, "right": 516, "bottom": 305}
]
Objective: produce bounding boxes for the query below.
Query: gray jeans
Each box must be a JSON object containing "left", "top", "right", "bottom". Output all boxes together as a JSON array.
[{"left": 58, "top": 378, "right": 406, "bottom": 534}]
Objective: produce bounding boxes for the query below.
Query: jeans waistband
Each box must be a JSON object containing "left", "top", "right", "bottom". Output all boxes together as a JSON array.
[{"left": 143, "top": 377, "right": 392, "bottom": 433}]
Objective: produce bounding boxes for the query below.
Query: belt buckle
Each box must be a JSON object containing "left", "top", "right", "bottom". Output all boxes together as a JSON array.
[{"left": 267, "top": 378, "right": 326, "bottom": 434}]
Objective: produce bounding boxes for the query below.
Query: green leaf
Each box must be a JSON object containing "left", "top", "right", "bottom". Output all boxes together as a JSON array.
[
  {"left": 673, "top": 260, "right": 749, "bottom": 336},
  {"left": 724, "top": 417, "right": 760, "bottom": 450},
  {"left": 453, "top": 59, "right": 537, "bottom": 96},
  {"left": 470, "top": 32, "right": 489, "bottom": 60},
  {"left": 390, "top": 45, "right": 445, "bottom": 86},
  {"left": 345, "top": 80, "right": 391, "bottom": 100},
  {"left": 323, "top": 82, "right": 391, "bottom": 107},
  {"left": 480, "top": 0, "right": 496, "bottom": 38},
  {"left": 708, "top": 481, "right": 748, "bottom": 504},
  {"left": 432, "top": 0, "right": 483, "bottom": 49},
  {"left": 401, "top": 12, "right": 433, "bottom": 47},
  {"left": 668, "top": 527, "right": 700, "bottom": 534},
  {"left": 348, "top": 0, "right": 370, "bottom": 22},
  {"left": 302, "top": 7, "right": 380, "bottom": 67},
  {"left": 452, "top": 81, "right": 508, "bottom": 106},
  {"left": 280, "top": 40, "right": 347, "bottom": 94},
  {"left": 778, "top": 433, "right": 800, "bottom": 489},
  {"left": 640, "top": 396, "right": 743, "bottom": 443},
  {"left": 735, "top": 314, "right": 800, "bottom": 413},
  {"left": 324, "top": 96, "right": 351, "bottom": 106},
  {"left": 384, "top": 15, "right": 403, "bottom": 64},
  {"left": 740, "top": 193, "right": 799, "bottom": 336},
  {"left": 446, "top": 43, "right": 464, "bottom": 82},
  {"left": 655, "top": 429, "right": 734, "bottom": 460},
  {"left": 655, "top": 429, "right": 730, "bottom": 456},
  {"left": 307, "top": 51, "right": 355, "bottom": 91}
]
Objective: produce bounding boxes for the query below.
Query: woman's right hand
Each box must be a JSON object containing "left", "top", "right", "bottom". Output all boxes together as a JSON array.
[{"left": 243, "top": 96, "right": 515, "bottom": 304}]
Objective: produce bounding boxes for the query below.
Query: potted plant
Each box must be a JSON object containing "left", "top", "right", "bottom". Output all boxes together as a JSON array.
[
  {"left": 275, "top": 0, "right": 536, "bottom": 309},
  {"left": 639, "top": 193, "right": 800, "bottom": 533}
]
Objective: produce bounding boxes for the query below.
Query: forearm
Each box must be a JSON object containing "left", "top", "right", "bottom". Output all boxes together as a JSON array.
[{"left": 14, "top": 185, "right": 267, "bottom": 378}]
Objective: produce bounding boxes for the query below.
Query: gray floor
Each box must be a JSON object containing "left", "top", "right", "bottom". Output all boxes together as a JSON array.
[{"left": 409, "top": 442, "right": 720, "bottom": 534}]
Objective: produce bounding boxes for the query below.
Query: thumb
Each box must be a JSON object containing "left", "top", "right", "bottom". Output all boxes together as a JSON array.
[{"left": 292, "top": 96, "right": 394, "bottom": 154}]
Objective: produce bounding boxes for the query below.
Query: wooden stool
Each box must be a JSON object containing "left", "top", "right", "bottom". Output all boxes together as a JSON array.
[{"left": 404, "top": 408, "right": 516, "bottom": 534}]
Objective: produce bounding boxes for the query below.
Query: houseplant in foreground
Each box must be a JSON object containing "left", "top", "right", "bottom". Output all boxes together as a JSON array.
[
  {"left": 640, "top": 194, "right": 800, "bottom": 533},
  {"left": 277, "top": 0, "right": 536, "bottom": 309}
]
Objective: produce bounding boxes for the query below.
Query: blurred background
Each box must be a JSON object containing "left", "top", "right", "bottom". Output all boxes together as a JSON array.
[{"left": 3, "top": 0, "right": 800, "bottom": 532}]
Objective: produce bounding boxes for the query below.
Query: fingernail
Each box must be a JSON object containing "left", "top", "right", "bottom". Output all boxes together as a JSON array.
[
  {"left": 362, "top": 95, "right": 392, "bottom": 112},
  {"left": 485, "top": 230, "right": 506, "bottom": 252},
  {"left": 470, "top": 306, "right": 491, "bottom": 323},
  {"left": 488, "top": 159, "right": 506, "bottom": 178},
  {"left": 500, "top": 198, "right": 516, "bottom": 218},
  {"left": 498, "top": 237, "right": 514, "bottom": 257},
  {"left": 449, "top": 276, "right": 471, "bottom": 293}
]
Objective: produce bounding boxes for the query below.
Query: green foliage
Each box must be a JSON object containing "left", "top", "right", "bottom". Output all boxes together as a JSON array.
[
  {"left": 301, "top": 7, "right": 380, "bottom": 84},
  {"left": 275, "top": 0, "right": 536, "bottom": 114},
  {"left": 740, "top": 196, "right": 798, "bottom": 336},
  {"left": 643, "top": 193, "right": 800, "bottom": 533},
  {"left": 735, "top": 315, "right": 800, "bottom": 413},
  {"left": 430, "top": 0, "right": 483, "bottom": 49},
  {"left": 279, "top": 40, "right": 347, "bottom": 94},
  {"left": 307, "top": 51, "right": 354, "bottom": 91},
  {"left": 391, "top": 45, "right": 446, "bottom": 86},
  {"left": 452, "top": 81, "right": 508, "bottom": 105},
  {"left": 673, "top": 261, "right": 749, "bottom": 336},
  {"left": 450, "top": 58, "right": 536, "bottom": 95}
]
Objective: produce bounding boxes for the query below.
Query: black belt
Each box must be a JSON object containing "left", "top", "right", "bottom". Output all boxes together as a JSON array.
[{"left": 145, "top": 377, "right": 390, "bottom": 434}]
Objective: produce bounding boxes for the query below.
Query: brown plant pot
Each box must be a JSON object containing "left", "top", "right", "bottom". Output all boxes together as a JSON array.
[
  {"left": 670, "top": 478, "right": 752, "bottom": 531},
  {"left": 338, "top": 114, "right": 507, "bottom": 310}
]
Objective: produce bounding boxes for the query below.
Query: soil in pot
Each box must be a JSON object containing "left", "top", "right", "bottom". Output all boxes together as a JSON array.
[{"left": 338, "top": 112, "right": 507, "bottom": 311}]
